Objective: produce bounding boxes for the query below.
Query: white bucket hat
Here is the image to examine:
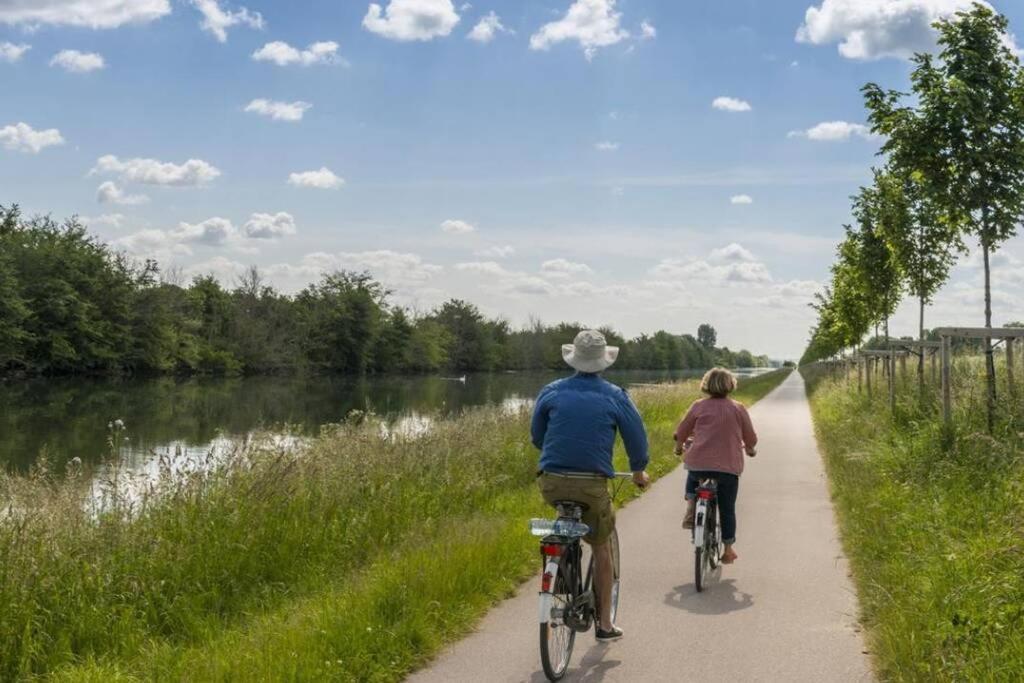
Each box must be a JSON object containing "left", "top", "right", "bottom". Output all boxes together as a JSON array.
[{"left": 562, "top": 329, "right": 619, "bottom": 373}]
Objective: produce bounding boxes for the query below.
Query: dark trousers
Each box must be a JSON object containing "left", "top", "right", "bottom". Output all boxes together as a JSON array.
[{"left": 685, "top": 470, "right": 740, "bottom": 544}]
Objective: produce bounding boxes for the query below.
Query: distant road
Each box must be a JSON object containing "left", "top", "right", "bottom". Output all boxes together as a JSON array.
[{"left": 408, "top": 371, "right": 873, "bottom": 682}]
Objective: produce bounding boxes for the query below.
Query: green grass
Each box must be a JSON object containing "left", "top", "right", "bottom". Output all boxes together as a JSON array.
[
  {"left": 0, "top": 369, "right": 790, "bottom": 682},
  {"left": 803, "top": 359, "right": 1024, "bottom": 681}
]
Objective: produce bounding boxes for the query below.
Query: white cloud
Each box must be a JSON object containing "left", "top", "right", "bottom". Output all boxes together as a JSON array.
[
  {"left": 529, "top": 0, "right": 629, "bottom": 60},
  {"left": 172, "top": 217, "right": 237, "bottom": 246},
  {"left": 185, "top": 256, "right": 248, "bottom": 282},
  {"left": 0, "top": 0, "right": 170, "bottom": 29},
  {"left": 441, "top": 218, "right": 476, "bottom": 234},
  {"left": 0, "top": 122, "right": 64, "bottom": 154},
  {"left": 252, "top": 41, "right": 342, "bottom": 66},
  {"left": 730, "top": 194, "right": 754, "bottom": 205},
  {"left": 787, "top": 120, "right": 877, "bottom": 141},
  {"left": 80, "top": 213, "right": 126, "bottom": 228},
  {"left": 709, "top": 243, "right": 757, "bottom": 263},
  {"left": 245, "top": 98, "right": 311, "bottom": 122},
  {"left": 712, "top": 96, "right": 751, "bottom": 112},
  {"left": 92, "top": 155, "right": 221, "bottom": 186},
  {"left": 468, "top": 11, "right": 509, "bottom": 42},
  {"left": 319, "top": 250, "right": 444, "bottom": 283},
  {"left": 243, "top": 211, "right": 297, "bottom": 239},
  {"left": 456, "top": 261, "right": 558, "bottom": 296},
  {"left": 651, "top": 244, "right": 771, "bottom": 285},
  {"left": 475, "top": 245, "right": 515, "bottom": 259},
  {"left": 115, "top": 229, "right": 192, "bottom": 260},
  {"left": 97, "top": 181, "right": 149, "bottom": 205},
  {"left": 640, "top": 20, "right": 656, "bottom": 39},
  {"left": 288, "top": 167, "right": 345, "bottom": 189},
  {"left": 595, "top": 141, "right": 619, "bottom": 151},
  {"left": 795, "top": 0, "right": 1012, "bottom": 61},
  {"left": 0, "top": 42, "right": 30, "bottom": 62},
  {"left": 50, "top": 49, "right": 105, "bottom": 73},
  {"left": 541, "top": 258, "right": 593, "bottom": 278},
  {"left": 191, "top": 0, "right": 263, "bottom": 42},
  {"left": 363, "top": 0, "right": 460, "bottom": 42}
]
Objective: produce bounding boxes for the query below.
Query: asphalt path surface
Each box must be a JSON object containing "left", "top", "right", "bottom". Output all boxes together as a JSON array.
[{"left": 409, "top": 371, "right": 873, "bottom": 682}]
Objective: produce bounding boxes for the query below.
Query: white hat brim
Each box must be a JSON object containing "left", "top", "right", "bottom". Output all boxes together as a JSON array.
[{"left": 562, "top": 344, "right": 619, "bottom": 373}]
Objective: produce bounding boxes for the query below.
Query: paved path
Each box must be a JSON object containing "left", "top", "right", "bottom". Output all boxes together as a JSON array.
[{"left": 409, "top": 371, "right": 873, "bottom": 682}]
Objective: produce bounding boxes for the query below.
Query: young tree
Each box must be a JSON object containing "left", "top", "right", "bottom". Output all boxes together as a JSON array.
[
  {"left": 865, "top": 5, "right": 1024, "bottom": 429},
  {"left": 851, "top": 186, "right": 903, "bottom": 344}
]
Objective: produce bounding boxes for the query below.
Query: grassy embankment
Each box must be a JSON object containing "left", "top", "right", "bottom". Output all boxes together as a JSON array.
[
  {"left": 804, "top": 359, "right": 1024, "bottom": 681},
  {"left": 1, "top": 369, "right": 790, "bottom": 682}
]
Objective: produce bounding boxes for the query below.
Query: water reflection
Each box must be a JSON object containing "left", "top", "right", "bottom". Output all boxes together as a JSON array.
[{"left": 0, "top": 368, "right": 773, "bottom": 473}]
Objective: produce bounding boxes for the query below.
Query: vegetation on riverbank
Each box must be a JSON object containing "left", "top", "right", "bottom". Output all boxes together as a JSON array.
[
  {"left": 803, "top": 361, "right": 1024, "bottom": 681},
  {"left": 0, "top": 205, "right": 771, "bottom": 378},
  {"left": 0, "top": 369, "right": 789, "bottom": 681}
]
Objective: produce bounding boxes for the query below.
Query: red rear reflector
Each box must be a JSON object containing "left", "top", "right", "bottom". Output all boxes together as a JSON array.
[
  {"left": 697, "top": 489, "right": 714, "bottom": 500},
  {"left": 542, "top": 543, "right": 563, "bottom": 557},
  {"left": 542, "top": 571, "right": 553, "bottom": 592}
]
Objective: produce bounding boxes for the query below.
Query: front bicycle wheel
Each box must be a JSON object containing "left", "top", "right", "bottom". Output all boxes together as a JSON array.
[{"left": 540, "top": 552, "right": 577, "bottom": 681}]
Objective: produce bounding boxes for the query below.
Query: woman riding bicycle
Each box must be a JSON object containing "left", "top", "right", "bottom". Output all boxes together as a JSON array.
[{"left": 674, "top": 367, "right": 758, "bottom": 565}]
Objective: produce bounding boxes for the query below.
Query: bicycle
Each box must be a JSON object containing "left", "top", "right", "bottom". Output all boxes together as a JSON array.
[
  {"left": 530, "top": 472, "right": 633, "bottom": 681},
  {"left": 692, "top": 477, "right": 723, "bottom": 592}
]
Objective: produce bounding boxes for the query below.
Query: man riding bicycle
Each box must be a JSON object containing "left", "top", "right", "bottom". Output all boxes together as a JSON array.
[{"left": 531, "top": 330, "right": 650, "bottom": 642}]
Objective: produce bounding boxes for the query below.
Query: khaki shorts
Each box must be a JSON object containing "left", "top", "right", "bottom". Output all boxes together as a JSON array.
[{"left": 537, "top": 472, "right": 615, "bottom": 545}]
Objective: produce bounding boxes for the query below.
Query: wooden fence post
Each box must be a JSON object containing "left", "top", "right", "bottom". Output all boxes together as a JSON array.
[
  {"left": 930, "top": 348, "right": 937, "bottom": 384},
  {"left": 889, "top": 347, "right": 897, "bottom": 414},
  {"left": 857, "top": 357, "right": 863, "bottom": 393},
  {"left": 1007, "top": 337, "right": 1016, "bottom": 399},
  {"left": 866, "top": 358, "right": 872, "bottom": 397},
  {"left": 899, "top": 352, "right": 907, "bottom": 377},
  {"left": 941, "top": 335, "right": 952, "bottom": 425}
]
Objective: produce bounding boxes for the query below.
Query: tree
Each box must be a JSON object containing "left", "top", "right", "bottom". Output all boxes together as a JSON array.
[
  {"left": 697, "top": 324, "right": 717, "bottom": 349},
  {"left": 872, "top": 170, "right": 964, "bottom": 394},
  {"left": 865, "top": 5, "right": 1024, "bottom": 429},
  {"left": 851, "top": 186, "right": 903, "bottom": 344}
]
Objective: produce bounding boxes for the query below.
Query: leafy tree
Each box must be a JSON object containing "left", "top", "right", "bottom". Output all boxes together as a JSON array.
[
  {"left": 697, "top": 324, "right": 717, "bottom": 349},
  {"left": 865, "top": 4, "right": 1024, "bottom": 429}
]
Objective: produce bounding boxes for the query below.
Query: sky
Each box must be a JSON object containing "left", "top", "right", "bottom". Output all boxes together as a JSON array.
[{"left": 3, "top": 0, "right": 1024, "bottom": 360}]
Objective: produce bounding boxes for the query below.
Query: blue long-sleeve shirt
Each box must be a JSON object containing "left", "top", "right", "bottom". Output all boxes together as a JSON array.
[{"left": 531, "top": 373, "right": 650, "bottom": 477}]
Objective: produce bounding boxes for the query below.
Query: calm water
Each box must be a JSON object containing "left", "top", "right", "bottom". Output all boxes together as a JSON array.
[{"left": 0, "top": 368, "right": 773, "bottom": 474}]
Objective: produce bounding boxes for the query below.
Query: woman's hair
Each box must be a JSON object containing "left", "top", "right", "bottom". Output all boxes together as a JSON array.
[{"left": 701, "top": 367, "right": 737, "bottom": 398}]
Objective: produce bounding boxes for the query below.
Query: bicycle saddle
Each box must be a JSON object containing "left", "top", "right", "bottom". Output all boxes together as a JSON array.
[{"left": 553, "top": 500, "right": 589, "bottom": 517}]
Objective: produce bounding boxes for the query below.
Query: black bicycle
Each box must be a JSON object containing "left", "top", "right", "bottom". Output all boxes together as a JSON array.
[
  {"left": 531, "top": 473, "right": 631, "bottom": 681},
  {"left": 692, "top": 477, "right": 723, "bottom": 592}
]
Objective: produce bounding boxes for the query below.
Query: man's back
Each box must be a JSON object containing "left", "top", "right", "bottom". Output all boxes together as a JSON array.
[{"left": 531, "top": 373, "right": 648, "bottom": 477}]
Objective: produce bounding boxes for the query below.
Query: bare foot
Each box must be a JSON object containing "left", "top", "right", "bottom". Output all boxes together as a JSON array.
[{"left": 721, "top": 549, "right": 738, "bottom": 564}]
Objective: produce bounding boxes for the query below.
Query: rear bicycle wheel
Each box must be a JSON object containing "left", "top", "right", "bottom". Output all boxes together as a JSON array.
[
  {"left": 694, "top": 502, "right": 707, "bottom": 592},
  {"left": 540, "top": 552, "right": 578, "bottom": 681},
  {"left": 708, "top": 502, "right": 722, "bottom": 570}
]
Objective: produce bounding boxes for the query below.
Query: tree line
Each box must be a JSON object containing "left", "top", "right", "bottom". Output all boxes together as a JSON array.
[
  {"left": 0, "top": 205, "right": 770, "bottom": 378},
  {"left": 802, "top": 4, "right": 1024, "bottom": 426}
]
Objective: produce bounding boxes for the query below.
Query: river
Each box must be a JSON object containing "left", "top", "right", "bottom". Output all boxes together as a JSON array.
[{"left": 0, "top": 368, "right": 775, "bottom": 475}]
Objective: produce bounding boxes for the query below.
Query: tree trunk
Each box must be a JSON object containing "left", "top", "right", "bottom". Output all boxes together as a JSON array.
[
  {"left": 918, "top": 295, "right": 926, "bottom": 404},
  {"left": 982, "top": 231, "right": 996, "bottom": 434},
  {"left": 883, "top": 316, "right": 890, "bottom": 377}
]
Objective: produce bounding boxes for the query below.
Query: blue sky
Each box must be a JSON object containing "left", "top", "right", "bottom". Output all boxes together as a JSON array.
[{"left": 3, "top": 0, "right": 1024, "bottom": 359}]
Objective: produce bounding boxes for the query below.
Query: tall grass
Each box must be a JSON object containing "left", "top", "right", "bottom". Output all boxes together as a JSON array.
[
  {"left": 1, "top": 369, "right": 790, "bottom": 681},
  {"left": 803, "top": 358, "right": 1024, "bottom": 681}
]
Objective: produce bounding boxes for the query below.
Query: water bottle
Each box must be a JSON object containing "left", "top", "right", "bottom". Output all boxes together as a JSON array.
[{"left": 529, "top": 518, "right": 589, "bottom": 537}]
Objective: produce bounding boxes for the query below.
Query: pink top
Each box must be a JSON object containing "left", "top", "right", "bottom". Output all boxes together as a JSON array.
[{"left": 674, "top": 397, "right": 758, "bottom": 476}]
